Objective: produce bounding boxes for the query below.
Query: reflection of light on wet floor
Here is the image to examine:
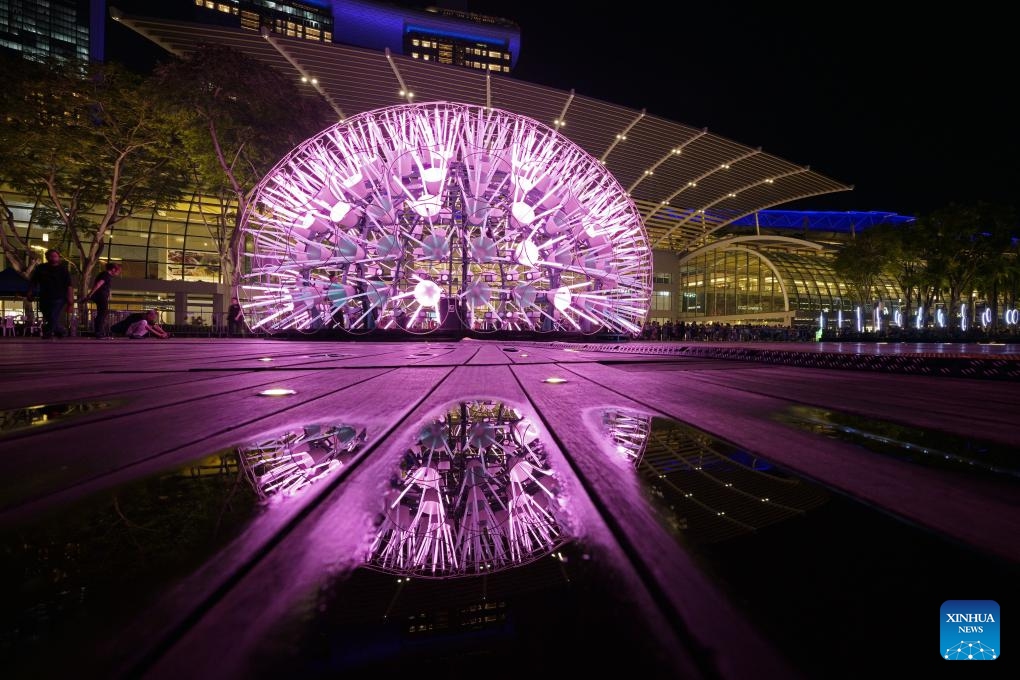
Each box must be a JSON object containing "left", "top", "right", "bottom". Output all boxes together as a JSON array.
[
  {"left": 0, "top": 399, "right": 124, "bottom": 435},
  {"left": 368, "top": 400, "right": 567, "bottom": 579},
  {"left": 595, "top": 409, "right": 1016, "bottom": 679},
  {"left": 1, "top": 448, "right": 260, "bottom": 676},
  {"left": 774, "top": 405, "right": 1020, "bottom": 481}
]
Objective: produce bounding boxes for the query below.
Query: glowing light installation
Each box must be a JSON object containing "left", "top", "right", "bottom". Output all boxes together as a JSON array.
[
  {"left": 368, "top": 401, "right": 567, "bottom": 578},
  {"left": 239, "top": 102, "right": 651, "bottom": 335},
  {"left": 600, "top": 409, "right": 651, "bottom": 464},
  {"left": 238, "top": 423, "right": 367, "bottom": 500}
]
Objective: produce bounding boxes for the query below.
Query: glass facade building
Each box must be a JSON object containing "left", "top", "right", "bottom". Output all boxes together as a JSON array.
[
  {"left": 1, "top": 189, "right": 227, "bottom": 328},
  {"left": 0, "top": 0, "right": 94, "bottom": 62},
  {"left": 672, "top": 246, "right": 903, "bottom": 329}
]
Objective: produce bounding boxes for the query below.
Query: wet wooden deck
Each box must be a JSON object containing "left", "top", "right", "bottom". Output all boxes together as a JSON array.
[{"left": 1, "top": 337, "right": 1017, "bottom": 678}]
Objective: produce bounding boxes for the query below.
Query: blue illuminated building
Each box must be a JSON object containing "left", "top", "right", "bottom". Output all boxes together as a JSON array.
[{"left": 332, "top": 0, "right": 519, "bottom": 72}]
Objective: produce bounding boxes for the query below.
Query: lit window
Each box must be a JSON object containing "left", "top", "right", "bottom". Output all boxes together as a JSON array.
[
  {"left": 488, "top": 63, "right": 500, "bottom": 70},
  {"left": 488, "top": 51, "right": 501, "bottom": 58},
  {"left": 423, "top": 54, "right": 430, "bottom": 60},
  {"left": 412, "top": 39, "right": 420, "bottom": 46},
  {"left": 503, "top": 66, "right": 510, "bottom": 72},
  {"left": 652, "top": 291, "right": 671, "bottom": 310},
  {"left": 412, "top": 52, "right": 419, "bottom": 59}
]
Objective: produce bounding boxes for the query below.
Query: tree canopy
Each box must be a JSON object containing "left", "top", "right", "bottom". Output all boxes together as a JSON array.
[
  {"left": 0, "top": 55, "right": 188, "bottom": 298},
  {"left": 153, "top": 44, "right": 336, "bottom": 285}
]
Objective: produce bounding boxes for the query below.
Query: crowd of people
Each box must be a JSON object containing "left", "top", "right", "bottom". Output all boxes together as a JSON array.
[{"left": 638, "top": 319, "right": 814, "bottom": 342}]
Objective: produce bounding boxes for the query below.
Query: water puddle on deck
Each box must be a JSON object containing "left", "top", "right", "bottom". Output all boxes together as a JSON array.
[
  {"left": 597, "top": 409, "right": 1014, "bottom": 679},
  {"left": 0, "top": 420, "right": 368, "bottom": 677},
  {"left": 773, "top": 405, "right": 1020, "bottom": 482},
  {"left": 242, "top": 399, "right": 681, "bottom": 678},
  {"left": 0, "top": 400, "right": 124, "bottom": 436}
]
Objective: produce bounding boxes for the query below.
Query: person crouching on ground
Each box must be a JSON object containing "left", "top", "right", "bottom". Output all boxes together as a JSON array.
[{"left": 126, "top": 310, "right": 170, "bottom": 339}]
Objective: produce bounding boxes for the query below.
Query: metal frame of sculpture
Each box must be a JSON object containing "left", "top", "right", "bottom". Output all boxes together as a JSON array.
[
  {"left": 368, "top": 401, "right": 567, "bottom": 578},
  {"left": 239, "top": 102, "right": 651, "bottom": 335}
]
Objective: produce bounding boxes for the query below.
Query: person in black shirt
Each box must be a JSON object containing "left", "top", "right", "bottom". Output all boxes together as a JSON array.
[
  {"left": 27, "top": 249, "right": 74, "bottom": 338},
  {"left": 84, "top": 262, "right": 122, "bottom": 339},
  {"left": 227, "top": 297, "right": 244, "bottom": 337}
]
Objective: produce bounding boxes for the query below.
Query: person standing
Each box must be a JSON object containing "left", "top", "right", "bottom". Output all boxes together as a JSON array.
[
  {"left": 27, "top": 249, "right": 74, "bottom": 339},
  {"left": 84, "top": 262, "right": 122, "bottom": 339},
  {"left": 227, "top": 297, "right": 244, "bottom": 337}
]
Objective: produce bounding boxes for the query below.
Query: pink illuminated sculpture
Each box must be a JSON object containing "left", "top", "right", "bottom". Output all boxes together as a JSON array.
[
  {"left": 368, "top": 401, "right": 567, "bottom": 578},
  {"left": 239, "top": 102, "right": 651, "bottom": 335},
  {"left": 237, "top": 423, "right": 366, "bottom": 501}
]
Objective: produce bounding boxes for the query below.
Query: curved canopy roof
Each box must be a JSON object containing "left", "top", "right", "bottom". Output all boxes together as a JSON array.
[{"left": 113, "top": 10, "right": 852, "bottom": 252}]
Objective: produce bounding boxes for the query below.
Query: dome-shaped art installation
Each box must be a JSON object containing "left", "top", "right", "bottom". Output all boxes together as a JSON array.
[
  {"left": 238, "top": 102, "right": 651, "bottom": 335},
  {"left": 367, "top": 400, "right": 568, "bottom": 578}
]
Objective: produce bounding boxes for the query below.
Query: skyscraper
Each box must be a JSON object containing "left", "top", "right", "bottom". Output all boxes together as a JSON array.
[{"left": 0, "top": 0, "right": 103, "bottom": 62}]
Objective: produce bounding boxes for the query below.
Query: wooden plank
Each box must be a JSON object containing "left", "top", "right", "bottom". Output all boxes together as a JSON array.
[
  {"left": 465, "top": 342, "right": 512, "bottom": 364},
  {"left": 510, "top": 361, "right": 796, "bottom": 680},
  {"left": 134, "top": 364, "right": 702, "bottom": 679},
  {"left": 92, "top": 365, "right": 455, "bottom": 678},
  {"left": 0, "top": 367, "right": 397, "bottom": 515},
  {"left": 680, "top": 366, "right": 1020, "bottom": 443},
  {"left": 558, "top": 361, "right": 1020, "bottom": 563}
]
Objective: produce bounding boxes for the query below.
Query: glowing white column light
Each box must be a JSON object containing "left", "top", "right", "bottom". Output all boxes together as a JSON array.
[
  {"left": 837, "top": 309, "right": 843, "bottom": 328},
  {"left": 916, "top": 306, "right": 924, "bottom": 330},
  {"left": 960, "top": 303, "right": 968, "bottom": 331},
  {"left": 981, "top": 307, "right": 992, "bottom": 328},
  {"left": 937, "top": 308, "right": 946, "bottom": 328},
  {"left": 855, "top": 306, "right": 862, "bottom": 333}
]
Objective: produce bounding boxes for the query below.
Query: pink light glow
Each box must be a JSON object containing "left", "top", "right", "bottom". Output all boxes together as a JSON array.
[
  {"left": 367, "top": 400, "right": 568, "bottom": 578},
  {"left": 239, "top": 102, "right": 651, "bottom": 335}
]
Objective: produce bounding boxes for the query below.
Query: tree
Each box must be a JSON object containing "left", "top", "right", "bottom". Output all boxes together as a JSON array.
[
  {"left": 916, "top": 203, "right": 1014, "bottom": 329},
  {"left": 869, "top": 221, "right": 926, "bottom": 326},
  {"left": 154, "top": 44, "right": 335, "bottom": 288},
  {"left": 0, "top": 55, "right": 188, "bottom": 316},
  {"left": 832, "top": 229, "right": 889, "bottom": 315}
]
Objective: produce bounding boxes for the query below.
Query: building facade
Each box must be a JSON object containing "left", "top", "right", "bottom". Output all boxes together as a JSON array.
[
  {"left": 649, "top": 211, "right": 915, "bottom": 331},
  {"left": 0, "top": 0, "right": 103, "bottom": 61}
]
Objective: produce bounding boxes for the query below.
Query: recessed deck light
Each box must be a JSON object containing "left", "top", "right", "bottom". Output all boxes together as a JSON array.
[{"left": 259, "top": 388, "right": 296, "bottom": 396}]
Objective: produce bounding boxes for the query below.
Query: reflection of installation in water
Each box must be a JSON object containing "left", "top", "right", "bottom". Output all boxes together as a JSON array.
[
  {"left": 232, "top": 402, "right": 569, "bottom": 578},
  {"left": 237, "top": 423, "right": 367, "bottom": 500},
  {"left": 368, "top": 401, "right": 567, "bottom": 578},
  {"left": 599, "top": 409, "right": 829, "bottom": 543},
  {"left": 239, "top": 102, "right": 651, "bottom": 336},
  {"left": 774, "top": 405, "right": 1020, "bottom": 481}
]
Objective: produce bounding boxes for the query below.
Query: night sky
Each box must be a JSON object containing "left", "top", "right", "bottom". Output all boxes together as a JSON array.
[{"left": 454, "top": 2, "right": 1018, "bottom": 217}]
